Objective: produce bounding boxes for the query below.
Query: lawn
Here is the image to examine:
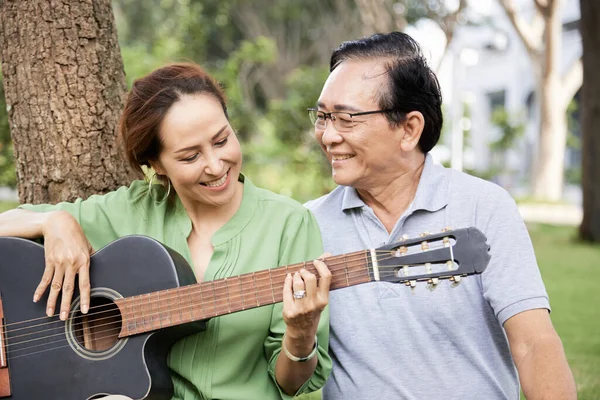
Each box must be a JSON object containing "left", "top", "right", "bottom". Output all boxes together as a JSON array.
[
  {"left": 0, "top": 200, "right": 597, "bottom": 398},
  {"left": 528, "top": 223, "right": 600, "bottom": 400}
]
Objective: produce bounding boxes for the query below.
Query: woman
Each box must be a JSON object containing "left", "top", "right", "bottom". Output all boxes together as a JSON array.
[{"left": 0, "top": 62, "right": 331, "bottom": 399}]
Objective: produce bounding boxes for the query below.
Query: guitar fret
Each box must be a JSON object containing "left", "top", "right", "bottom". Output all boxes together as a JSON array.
[
  {"left": 211, "top": 281, "right": 218, "bottom": 317},
  {"left": 344, "top": 254, "right": 350, "bottom": 287},
  {"left": 238, "top": 277, "right": 246, "bottom": 310},
  {"left": 188, "top": 285, "right": 195, "bottom": 322},
  {"left": 224, "top": 278, "right": 231, "bottom": 313},
  {"left": 252, "top": 272, "right": 259, "bottom": 306},
  {"left": 268, "top": 269, "right": 275, "bottom": 302}
]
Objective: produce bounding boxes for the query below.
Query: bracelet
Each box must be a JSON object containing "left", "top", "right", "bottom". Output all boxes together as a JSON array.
[{"left": 282, "top": 334, "right": 318, "bottom": 362}]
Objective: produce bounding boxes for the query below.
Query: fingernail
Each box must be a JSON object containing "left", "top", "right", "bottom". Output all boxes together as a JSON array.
[
  {"left": 33, "top": 295, "right": 39, "bottom": 302},
  {"left": 47, "top": 308, "right": 54, "bottom": 317},
  {"left": 60, "top": 311, "right": 67, "bottom": 320},
  {"left": 81, "top": 304, "right": 88, "bottom": 314}
]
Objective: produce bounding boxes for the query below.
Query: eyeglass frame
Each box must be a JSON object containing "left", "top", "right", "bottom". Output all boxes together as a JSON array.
[{"left": 307, "top": 107, "right": 399, "bottom": 131}]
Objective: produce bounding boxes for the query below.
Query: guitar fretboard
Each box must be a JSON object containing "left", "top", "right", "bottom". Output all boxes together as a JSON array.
[{"left": 116, "top": 250, "right": 372, "bottom": 337}]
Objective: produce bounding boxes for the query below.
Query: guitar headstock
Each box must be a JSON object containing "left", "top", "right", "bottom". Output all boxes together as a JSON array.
[{"left": 370, "top": 227, "right": 490, "bottom": 287}]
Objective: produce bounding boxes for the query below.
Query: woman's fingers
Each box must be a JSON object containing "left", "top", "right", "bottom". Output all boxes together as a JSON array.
[
  {"left": 34, "top": 262, "right": 55, "bottom": 303},
  {"left": 312, "top": 259, "right": 332, "bottom": 299},
  {"left": 46, "top": 265, "right": 65, "bottom": 317},
  {"left": 78, "top": 260, "right": 91, "bottom": 314}
]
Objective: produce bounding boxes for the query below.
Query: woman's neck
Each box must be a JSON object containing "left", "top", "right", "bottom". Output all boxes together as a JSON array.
[
  {"left": 357, "top": 153, "right": 426, "bottom": 233},
  {"left": 182, "top": 180, "right": 245, "bottom": 234}
]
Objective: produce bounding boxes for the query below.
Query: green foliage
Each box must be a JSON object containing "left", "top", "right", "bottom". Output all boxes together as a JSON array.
[{"left": 489, "top": 107, "right": 525, "bottom": 152}]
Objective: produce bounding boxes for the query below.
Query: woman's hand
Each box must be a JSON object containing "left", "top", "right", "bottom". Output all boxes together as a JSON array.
[
  {"left": 35, "top": 210, "right": 93, "bottom": 320},
  {"left": 281, "top": 254, "right": 332, "bottom": 356}
]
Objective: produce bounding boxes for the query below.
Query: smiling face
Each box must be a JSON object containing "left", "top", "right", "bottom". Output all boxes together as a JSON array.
[
  {"left": 152, "top": 93, "right": 243, "bottom": 210},
  {"left": 315, "top": 59, "right": 413, "bottom": 190}
]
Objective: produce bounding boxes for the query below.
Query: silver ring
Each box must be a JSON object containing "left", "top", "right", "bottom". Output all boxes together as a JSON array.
[{"left": 293, "top": 290, "right": 306, "bottom": 299}]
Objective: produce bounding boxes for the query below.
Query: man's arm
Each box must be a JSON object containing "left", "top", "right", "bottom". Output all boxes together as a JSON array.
[{"left": 504, "top": 308, "right": 577, "bottom": 400}]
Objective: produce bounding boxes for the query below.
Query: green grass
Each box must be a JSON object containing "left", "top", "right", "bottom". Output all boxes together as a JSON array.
[
  {"left": 0, "top": 200, "right": 18, "bottom": 213},
  {"left": 528, "top": 224, "right": 600, "bottom": 400}
]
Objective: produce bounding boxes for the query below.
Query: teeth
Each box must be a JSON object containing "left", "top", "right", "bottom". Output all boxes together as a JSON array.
[
  {"left": 202, "top": 172, "right": 227, "bottom": 187},
  {"left": 332, "top": 155, "right": 353, "bottom": 161}
]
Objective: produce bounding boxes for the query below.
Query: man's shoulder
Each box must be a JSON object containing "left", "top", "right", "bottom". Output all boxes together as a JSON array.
[{"left": 446, "top": 167, "right": 516, "bottom": 208}]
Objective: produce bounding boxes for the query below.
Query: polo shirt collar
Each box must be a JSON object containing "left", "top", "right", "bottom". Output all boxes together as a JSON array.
[{"left": 341, "top": 153, "right": 448, "bottom": 213}]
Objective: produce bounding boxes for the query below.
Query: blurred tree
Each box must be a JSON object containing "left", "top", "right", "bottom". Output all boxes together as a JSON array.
[
  {"left": 0, "top": 0, "right": 135, "bottom": 204},
  {"left": 498, "top": 0, "right": 582, "bottom": 201},
  {"left": 355, "top": 0, "right": 468, "bottom": 71},
  {"left": 579, "top": 0, "right": 600, "bottom": 242}
]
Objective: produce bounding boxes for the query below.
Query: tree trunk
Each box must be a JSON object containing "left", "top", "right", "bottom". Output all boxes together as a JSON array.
[
  {"left": 579, "top": 0, "right": 600, "bottom": 242},
  {"left": 0, "top": 0, "right": 136, "bottom": 205},
  {"left": 530, "top": 0, "right": 566, "bottom": 201}
]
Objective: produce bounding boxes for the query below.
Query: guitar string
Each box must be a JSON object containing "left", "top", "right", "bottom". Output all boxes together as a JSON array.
[
  {"left": 2, "top": 256, "right": 459, "bottom": 350},
  {"left": 4, "top": 258, "right": 446, "bottom": 346},
  {"left": 5, "top": 272, "right": 464, "bottom": 361},
  {"left": 2, "top": 244, "right": 455, "bottom": 336}
]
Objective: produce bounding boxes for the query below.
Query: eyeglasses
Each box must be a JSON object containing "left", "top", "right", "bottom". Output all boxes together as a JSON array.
[{"left": 307, "top": 108, "right": 396, "bottom": 132}]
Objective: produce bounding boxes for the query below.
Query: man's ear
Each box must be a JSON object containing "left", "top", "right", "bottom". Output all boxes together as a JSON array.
[{"left": 400, "top": 111, "right": 425, "bottom": 152}]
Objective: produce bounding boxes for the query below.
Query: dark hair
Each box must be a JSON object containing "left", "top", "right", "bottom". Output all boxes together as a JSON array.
[
  {"left": 119, "top": 62, "right": 228, "bottom": 177},
  {"left": 330, "top": 32, "right": 443, "bottom": 153}
]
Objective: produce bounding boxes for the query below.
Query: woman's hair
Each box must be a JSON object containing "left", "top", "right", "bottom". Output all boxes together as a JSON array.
[{"left": 119, "top": 62, "right": 228, "bottom": 177}]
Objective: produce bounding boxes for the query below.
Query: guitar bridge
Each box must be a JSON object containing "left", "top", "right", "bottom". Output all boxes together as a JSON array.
[{"left": 0, "top": 295, "right": 11, "bottom": 397}]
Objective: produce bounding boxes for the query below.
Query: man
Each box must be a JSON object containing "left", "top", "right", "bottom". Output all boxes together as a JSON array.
[{"left": 305, "top": 32, "right": 576, "bottom": 400}]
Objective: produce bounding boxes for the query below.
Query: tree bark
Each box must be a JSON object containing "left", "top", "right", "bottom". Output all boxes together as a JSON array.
[
  {"left": 579, "top": 0, "right": 600, "bottom": 242},
  {"left": 0, "top": 0, "right": 136, "bottom": 204},
  {"left": 499, "top": 0, "right": 582, "bottom": 202},
  {"left": 531, "top": 1, "right": 566, "bottom": 200}
]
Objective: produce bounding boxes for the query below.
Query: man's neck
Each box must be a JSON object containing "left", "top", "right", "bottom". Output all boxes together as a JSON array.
[{"left": 357, "top": 153, "right": 426, "bottom": 233}]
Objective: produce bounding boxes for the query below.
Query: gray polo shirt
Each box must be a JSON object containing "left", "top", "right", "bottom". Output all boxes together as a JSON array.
[{"left": 305, "top": 154, "right": 550, "bottom": 400}]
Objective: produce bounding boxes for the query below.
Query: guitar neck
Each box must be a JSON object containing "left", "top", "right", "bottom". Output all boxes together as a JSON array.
[{"left": 116, "top": 250, "right": 372, "bottom": 337}]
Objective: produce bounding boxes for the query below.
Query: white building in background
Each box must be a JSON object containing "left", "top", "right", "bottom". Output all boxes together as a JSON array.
[{"left": 410, "top": 0, "right": 582, "bottom": 200}]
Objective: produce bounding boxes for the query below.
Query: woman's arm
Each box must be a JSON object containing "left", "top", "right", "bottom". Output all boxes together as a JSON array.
[
  {"left": 0, "top": 208, "right": 93, "bottom": 319},
  {"left": 274, "top": 259, "right": 330, "bottom": 395},
  {"left": 0, "top": 208, "right": 56, "bottom": 238}
]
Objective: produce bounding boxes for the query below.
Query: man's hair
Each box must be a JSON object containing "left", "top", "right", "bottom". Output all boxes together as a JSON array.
[{"left": 330, "top": 32, "right": 443, "bottom": 153}]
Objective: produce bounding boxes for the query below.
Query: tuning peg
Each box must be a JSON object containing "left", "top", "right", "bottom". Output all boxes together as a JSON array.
[
  {"left": 396, "top": 234, "right": 409, "bottom": 242},
  {"left": 449, "top": 275, "right": 462, "bottom": 287},
  {"left": 418, "top": 231, "right": 431, "bottom": 237},
  {"left": 441, "top": 227, "right": 452, "bottom": 232},
  {"left": 427, "top": 277, "right": 439, "bottom": 291},
  {"left": 409, "top": 280, "right": 417, "bottom": 288},
  {"left": 394, "top": 246, "right": 408, "bottom": 258}
]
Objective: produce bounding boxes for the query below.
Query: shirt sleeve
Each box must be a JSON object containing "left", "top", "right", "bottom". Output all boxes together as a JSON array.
[
  {"left": 264, "top": 207, "right": 332, "bottom": 399},
  {"left": 18, "top": 181, "right": 148, "bottom": 251},
  {"left": 476, "top": 186, "right": 550, "bottom": 326}
]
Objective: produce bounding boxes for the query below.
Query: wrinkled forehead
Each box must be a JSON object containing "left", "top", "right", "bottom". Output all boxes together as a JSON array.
[{"left": 318, "top": 59, "right": 388, "bottom": 110}]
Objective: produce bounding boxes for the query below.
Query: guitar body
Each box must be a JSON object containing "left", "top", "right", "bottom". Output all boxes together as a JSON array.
[{"left": 0, "top": 236, "right": 205, "bottom": 400}]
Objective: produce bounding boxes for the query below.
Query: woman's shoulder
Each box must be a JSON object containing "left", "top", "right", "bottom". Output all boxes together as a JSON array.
[{"left": 252, "top": 185, "right": 311, "bottom": 216}]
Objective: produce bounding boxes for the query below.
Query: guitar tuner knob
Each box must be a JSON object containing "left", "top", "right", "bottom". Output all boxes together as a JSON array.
[
  {"left": 418, "top": 232, "right": 430, "bottom": 237},
  {"left": 396, "top": 234, "right": 409, "bottom": 242}
]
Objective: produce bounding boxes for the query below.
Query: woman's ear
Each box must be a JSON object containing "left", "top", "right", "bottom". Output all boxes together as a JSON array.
[
  {"left": 148, "top": 160, "right": 166, "bottom": 176},
  {"left": 400, "top": 111, "right": 425, "bottom": 152}
]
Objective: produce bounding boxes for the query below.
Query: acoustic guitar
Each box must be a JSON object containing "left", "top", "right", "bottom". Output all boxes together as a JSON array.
[{"left": 0, "top": 227, "right": 490, "bottom": 399}]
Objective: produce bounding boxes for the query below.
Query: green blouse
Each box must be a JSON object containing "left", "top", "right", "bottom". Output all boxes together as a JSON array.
[{"left": 20, "top": 176, "right": 331, "bottom": 400}]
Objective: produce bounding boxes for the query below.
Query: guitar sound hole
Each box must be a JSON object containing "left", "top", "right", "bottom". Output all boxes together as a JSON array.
[{"left": 72, "top": 297, "right": 122, "bottom": 352}]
